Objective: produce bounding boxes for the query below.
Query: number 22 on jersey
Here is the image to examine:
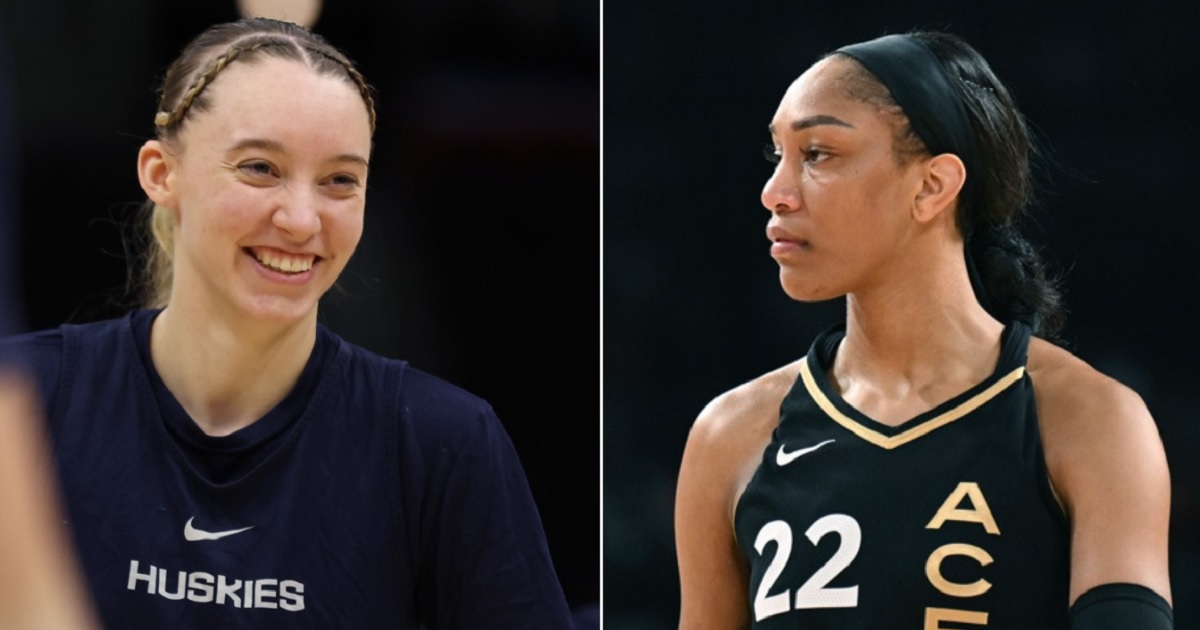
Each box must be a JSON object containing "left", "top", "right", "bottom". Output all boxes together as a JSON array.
[{"left": 752, "top": 482, "right": 1000, "bottom": 627}]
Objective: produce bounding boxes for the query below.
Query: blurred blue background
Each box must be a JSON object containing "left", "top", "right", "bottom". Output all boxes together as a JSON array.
[
  {"left": 605, "top": 1, "right": 1200, "bottom": 628},
  {"left": 0, "top": 0, "right": 599, "bottom": 618}
]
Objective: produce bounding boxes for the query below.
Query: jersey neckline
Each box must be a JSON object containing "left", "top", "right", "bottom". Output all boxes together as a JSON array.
[
  {"left": 125, "top": 308, "right": 348, "bottom": 487},
  {"left": 797, "top": 320, "right": 1032, "bottom": 450}
]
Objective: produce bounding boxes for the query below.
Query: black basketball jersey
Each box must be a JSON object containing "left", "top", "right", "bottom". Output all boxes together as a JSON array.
[{"left": 734, "top": 321, "right": 1070, "bottom": 629}]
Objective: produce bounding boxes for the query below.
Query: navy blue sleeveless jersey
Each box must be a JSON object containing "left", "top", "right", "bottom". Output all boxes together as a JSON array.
[
  {"left": 1, "top": 309, "right": 573, "bottom": 629},
  {"left": 734, "top": 321, "right": 1070, "bottom": 629}
]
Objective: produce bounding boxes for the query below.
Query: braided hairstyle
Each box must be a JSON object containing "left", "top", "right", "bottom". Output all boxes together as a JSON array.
[
  {"left": 135, "top": 17, "right": 377, "bottom": 308},
  {"left": 829, "top": 31, "right": 1066, "bottom": 340}
]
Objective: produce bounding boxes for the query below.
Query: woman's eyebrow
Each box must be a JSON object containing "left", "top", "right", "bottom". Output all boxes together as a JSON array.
[
  {"left": 768, "top": 114, "right": 856, "bottom": 136},
  {"left": 227, "top": 137, "right": 368, "bottom": 167}
]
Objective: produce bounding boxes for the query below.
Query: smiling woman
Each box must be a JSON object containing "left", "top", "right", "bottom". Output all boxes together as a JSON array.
[
  {"left": 139, "top": 51, "right": 372, "bottom": 341},
  {"left": 0, "top": 16, "right": 573, "bottom": 630}
]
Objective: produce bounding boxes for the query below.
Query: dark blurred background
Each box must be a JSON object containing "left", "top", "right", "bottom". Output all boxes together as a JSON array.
[
  {"left": 605, "top": 1, "right": 1200, "bottom": 628},
  {"left": 0, "top": 0, "right": 599, "bottom": 618}
]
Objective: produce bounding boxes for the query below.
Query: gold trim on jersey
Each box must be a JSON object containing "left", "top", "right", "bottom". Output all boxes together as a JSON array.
[{"left": 799, "top": 362, "right": 1027, "bottom": 450}]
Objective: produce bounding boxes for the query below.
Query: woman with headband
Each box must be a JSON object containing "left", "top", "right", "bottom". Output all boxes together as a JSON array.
[
  {"left": 673, "top": 31, "right": 1173, "bottom": 629},
  {"left": 0, "top": 16, "right": 573, "bottom": 629}
]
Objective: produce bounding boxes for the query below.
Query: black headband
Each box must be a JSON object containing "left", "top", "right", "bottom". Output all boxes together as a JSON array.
[{"left": 835, "top": 34, "right": 982, "bottom": 213}]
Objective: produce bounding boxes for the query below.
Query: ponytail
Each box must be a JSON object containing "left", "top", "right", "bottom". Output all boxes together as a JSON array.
[{"left": 968, "top": 224, "right": 1065, "bottom": 340}]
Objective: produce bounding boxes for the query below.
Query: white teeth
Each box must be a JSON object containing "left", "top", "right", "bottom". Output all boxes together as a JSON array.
[{"left": 254, "top": 250, "right": 314, "bottom": 273}]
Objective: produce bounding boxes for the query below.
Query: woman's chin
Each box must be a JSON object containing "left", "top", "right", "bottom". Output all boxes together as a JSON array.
[
  {"left": 779, "top": 274, "right": 842, "bottom": 303},
  {"left": 236, "top": 292, "right": 322, "bottom": 325}
]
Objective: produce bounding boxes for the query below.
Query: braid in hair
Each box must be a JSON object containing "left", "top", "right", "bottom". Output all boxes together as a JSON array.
[
  {"left": 154, "top": 39, "right": 282, "bottom": 130},
  {"left": 153, "top": 20, "right": 377, "bottom": 137},
  {"left": 302, "top": 46, "right": 377, "bottom": 132},
  {"left": 969, "top": 225, "right": 1065, "bottom": 339}
]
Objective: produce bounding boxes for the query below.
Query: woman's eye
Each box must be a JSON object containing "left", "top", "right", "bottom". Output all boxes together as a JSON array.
[
  {"left": 762, "top": 142, "right": 781, "bottom": 164},
  {"left": 803, "top": 148, "right": 829, "bottom": 163},
  {"left": 329, "top": 174, "right": 359, "bottom": 187},
  {"left": 762, "top": 142, "right": 828, "bottom": 165},
  {"left": 239, "top": 161, "right": 274, "bottom": 176}
]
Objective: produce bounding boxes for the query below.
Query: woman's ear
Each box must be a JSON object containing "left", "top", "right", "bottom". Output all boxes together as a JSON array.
[
  {"left": 137, "top": 140, "right": 177, "bottom": 209},
  {"left": 913, "top": 153, "right": 966, "bottom": 224}
]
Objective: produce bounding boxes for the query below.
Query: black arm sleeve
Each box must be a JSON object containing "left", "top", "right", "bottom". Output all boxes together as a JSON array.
[{"left": 1070, "top": 583, "right": 1173, "bottom": 630}]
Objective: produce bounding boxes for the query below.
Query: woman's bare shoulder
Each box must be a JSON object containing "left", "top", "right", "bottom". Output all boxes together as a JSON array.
[
  {"left": 1027, "top": 337, "right": 1166, "bottom": 515},
  {"left": 676, "top": 357, "right": 808, "bottom": 536},
  {"left": 1026, "top": 337, "right": 1150, "bottom": 426},
  {"left": 687, "top": 358, "right": 806, "bottom": 448}
]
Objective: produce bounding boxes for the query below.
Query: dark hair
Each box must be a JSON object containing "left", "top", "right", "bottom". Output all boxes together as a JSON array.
[
  {"left": 831, "top": 30, "right": 1066, "bottom": 340},
  {"left": 134, "top": 17, "right": 377, "bottom": 308}
]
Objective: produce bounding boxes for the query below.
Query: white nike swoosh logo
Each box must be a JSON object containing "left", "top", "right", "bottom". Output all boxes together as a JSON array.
[
  {"left": 184, "top": 517, "right": 254, "bottom": 542},
  {"left": 776, "top": 439, "right": 836, "bottom": 466}
]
